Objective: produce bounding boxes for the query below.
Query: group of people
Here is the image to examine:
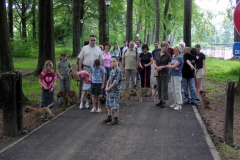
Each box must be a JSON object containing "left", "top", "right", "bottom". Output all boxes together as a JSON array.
[{"left": 38, "top": 34, "right": 206, "bottom": 122}]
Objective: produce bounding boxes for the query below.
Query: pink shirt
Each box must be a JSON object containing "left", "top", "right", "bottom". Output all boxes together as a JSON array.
[
  {"left": 80, "top": 70, "right": 91, "bottom": 84},
  {"left": 104, "top": 52, "right": 111, "bottom": 68},
  {"left": 39, "top": 71, "right": 57, "bottom": 90}
]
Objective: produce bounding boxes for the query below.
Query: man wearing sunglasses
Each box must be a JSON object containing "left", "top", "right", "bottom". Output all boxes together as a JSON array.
[{"left": 78, "top": 35, "right": 104, "bottom": 72}]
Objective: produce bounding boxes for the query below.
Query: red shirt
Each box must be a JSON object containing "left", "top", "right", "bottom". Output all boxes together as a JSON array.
[
  {"left": 39, "top": 71, "right": 57, "bottom": 90},
  {"left": 167, "top": 48, "right": 174, "bottom": 58}
]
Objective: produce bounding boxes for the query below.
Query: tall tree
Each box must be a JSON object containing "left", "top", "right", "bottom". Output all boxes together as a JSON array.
[
  {"left": 34, "top": 0, "right": 55, "bottom": 75},
  {"left": 32, "top": 0, "right": 36, "bottom": 40},
  {"left": 126, "top": 0, "right": 133, "bottom": 42},
  {"left": 72, "top": 0, "right": 81, "bottom": 57},
  {"left": 0, "top": 0, "right": 14, "bottom": 74},
  {"left": 8, "top": 0, "right": 13, "bottom": 38},
  {"left": 155, "top": 0, "right": 160, "bottom": 42},
  {"left": 184, "top": 0, "right": 192, "bottom": 47},
  {"left": 163, "top": 0, "right": 170, "bottom": 41},
  {"left": 98, "top": 0, "right": 107, "bottom": 44}
]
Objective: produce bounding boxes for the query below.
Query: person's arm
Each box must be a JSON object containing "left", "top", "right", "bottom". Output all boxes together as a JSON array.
[
  {"left": 186, "top": 60, "right": 195, "bottom": 70},
  {"left": 39, "top": 78, "right": 48, "bottom": 90},
  {"left": 122, "top": 57, "right": 125, "bottom": 72},
  {"left": 167, "top": 61, "right": 180, "bottom": 69},
  {"left": 79, "top": 59, "right": 83, "bottom": 71},
  {"left": 101, "top": 72, "right": 105, "bottom": 89},
  {"left": 145, "top": 57, "right": 153, "bottom": 67}
]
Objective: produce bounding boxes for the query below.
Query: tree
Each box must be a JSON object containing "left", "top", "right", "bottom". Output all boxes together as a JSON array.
[
  {"left": 126, "top": 0, "right": 133, "bottom": 42},
  {"left": 184, "top": 0, "right": 192, "bottom": 47},
  {"left": 155, "top": 0, "right": 160, "bottom": 42},
  {"left": 34, "top": 0, "right": 55, "bottom": 75},
  {"left": 72, "top": 0, "right": 81, "bottom": 57},
  {"left": 0, "top": 0, "right": 14, "bottom": 74},
  {"left": 98, "top": 0, "right": 107, "bottom": 44},
  {"left": 8, "top": 0, "right": 14, "bottom": 38}
]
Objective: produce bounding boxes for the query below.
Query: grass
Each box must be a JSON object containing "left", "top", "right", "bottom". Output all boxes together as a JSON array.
[{"left": 219, "top": 143, "right": 240, "bottom": 160}]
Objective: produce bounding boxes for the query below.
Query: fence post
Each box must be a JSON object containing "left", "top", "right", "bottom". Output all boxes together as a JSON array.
[
  {"left": 0, "top": 71, "right": 23, "bottom": 136},
  {"left": 224, "top": 79, "right": 235, "bottom": 146}
]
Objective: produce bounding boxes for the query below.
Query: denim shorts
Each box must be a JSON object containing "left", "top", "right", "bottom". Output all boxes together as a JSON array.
[{"left": 90, "top": 83, "right": 102, "bottom": 95}]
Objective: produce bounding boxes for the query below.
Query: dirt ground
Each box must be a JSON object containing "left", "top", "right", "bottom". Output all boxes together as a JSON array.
[{"left": 0, "top": 77, "right": 240, "bottom": 159}]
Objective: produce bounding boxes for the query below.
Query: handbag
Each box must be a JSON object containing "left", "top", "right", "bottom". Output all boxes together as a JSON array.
[{"left": 154, "top": 69, "right": 159, "bottom": 77}]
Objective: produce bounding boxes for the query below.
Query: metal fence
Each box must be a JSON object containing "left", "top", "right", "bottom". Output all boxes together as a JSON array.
[{"left": 201, "top": 44, "right": 233, "bottom": 60}]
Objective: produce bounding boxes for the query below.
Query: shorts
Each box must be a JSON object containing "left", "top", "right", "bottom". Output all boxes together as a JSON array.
[
  {"left": 90, "top": 83, "right": 102, "bottom": 95},
  {"left": 196, "top": 69, "right": 203, "bottom": 78},
  {"left": 82, "top": 83, "right": 91, "bottom": 90},
  {"left": 106, "top": 96, "right": 119, "bottom": 110}
]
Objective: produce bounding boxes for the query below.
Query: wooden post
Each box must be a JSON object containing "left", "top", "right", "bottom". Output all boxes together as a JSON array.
[
  {"left": 0, "top": 71, "right": 23, "bottom": 136},
  {"left": 224, "top": 79, "right": 235, "bottom": 146}
]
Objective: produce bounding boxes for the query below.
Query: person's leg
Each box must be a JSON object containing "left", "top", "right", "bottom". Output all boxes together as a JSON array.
[
  {"left": 125, "top": 69, "right": 130, "bottom": 90},
  {"left": 90, "top": 95, "right": 97, "bottom": 112},
  {"left": 102, "top": 96, "right": 112, "bottom": 123},
  {"left": 196, "top": 78, "right": 202, "bottom": 100},
  {"left": 156, "top": 76, "right": 163, "bottom": 106},
  {"left": 65, "top": 76, "right": 71, "bottom": 92},
  {"left": 160, "top": 73, "right": 169, "bottom": 108},
  {"left": 130, "top": 69, "right": 136, "bottom": 88},
  {"left": 79, "top": 90, "right": 86, "bottom": 109},
  {"left": 58, "top": 78, "right": 65, "bottom": 104},
  {"left": 146, "top": 67, "right": 151, "bottom": 88},
  {"left": 171, "top": 76, "right": 177, "bottom": 104},
  {"left": 182, "top": 78, "right": 190, "bottom": 103},
  {"left": 189, "top": 78, "right": 198, "bottom": 105},
  {"left": 140, "top": 69, "right": 144, "bottom": 87}
]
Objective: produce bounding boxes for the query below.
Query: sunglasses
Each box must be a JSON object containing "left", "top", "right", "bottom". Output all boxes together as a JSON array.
[{"left": 91, "top": 39, "right": 96, "bottom": 42}]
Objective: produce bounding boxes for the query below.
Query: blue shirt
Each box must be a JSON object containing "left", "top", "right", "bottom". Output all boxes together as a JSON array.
[
  {"left": 90, "top": 65, "right": 105, "bottom": 83},
  {"left": 169, "top": 56, "right": 183, "bottom": 76}
]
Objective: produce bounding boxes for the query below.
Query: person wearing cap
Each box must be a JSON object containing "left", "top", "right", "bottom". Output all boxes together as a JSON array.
[{"left": 195, "top": 44, "right": 206, "bottom": 102}]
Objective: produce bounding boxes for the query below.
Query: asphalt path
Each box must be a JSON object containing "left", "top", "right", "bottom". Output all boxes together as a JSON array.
[{"left": 0, "top": 67, "right": 219, "bottom": 160}]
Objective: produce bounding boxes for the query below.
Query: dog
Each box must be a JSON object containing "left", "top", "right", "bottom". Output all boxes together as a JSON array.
[
  {"left": 119, "top": 90, "right": 135, "bottom": 106},
  {"left": 133, "top": 84, "right": 155, "bottom": 102},
  {"left": 71, "top": 71, "right": 81, "bottom": 81},
  {"left": 24, "top": 103, "right": 54, "bottom": 120},
  {"left": 57, "top": 89, "right": 77, "bottom": 106},
  {"left": 199, "top": 90, "right": 213, "bottom": 109},
  {"left": 152, "top": 84, "right": 158, "bottom": 96},
  {"left": 98, "top": 95, "right": 107, "bottom": 113}
]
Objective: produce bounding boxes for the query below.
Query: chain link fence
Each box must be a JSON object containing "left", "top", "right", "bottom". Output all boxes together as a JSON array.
[{"left": 201, "top": 44, "right": 233, "bottom": 60}]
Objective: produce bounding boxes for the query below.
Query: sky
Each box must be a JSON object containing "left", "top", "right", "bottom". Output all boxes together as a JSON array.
[{"left": 195, "top": 0, "right": 231, "bottom": 12}]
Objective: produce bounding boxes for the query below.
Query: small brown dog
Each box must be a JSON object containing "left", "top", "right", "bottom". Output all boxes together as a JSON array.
[
  {"left": 24, "top": 103, "right": 54, "bottom": 119},
  {"left": 200, "top": 90, "right": 212, "bottom": 109},
  {"left": 119, "top": 90, "right": 134, "bottom": 106},
  {"left": 98, "top": 95, "right": 107, "bottom": 113},
  {"left": 57, "top": 90, "right": 77, "bottom": 106},
  {"left": 133, "top": 84, "right": 155, "bottom": 102}
]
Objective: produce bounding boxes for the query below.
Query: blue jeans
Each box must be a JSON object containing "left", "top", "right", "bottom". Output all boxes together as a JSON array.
[
  {"left": 182, "top": 78, "right": 197, "bottom": 103},
  {"left": 39, "top": 90, "right": 56, "bottom": 109}
]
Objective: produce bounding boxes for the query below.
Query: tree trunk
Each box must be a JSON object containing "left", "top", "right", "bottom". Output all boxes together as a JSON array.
[
  {"left": 34, "top": 0, "right": 55, "bottom": 75},
  {"left": 98, "top": 0, "right": 107, "bottom": 44},
  {"left": 72, "top": 0, "right": 81, "bottom": 57},
  {"left": 155, "top": 0, "right": 160, "bottom": 42},
  {"left": 135, "top": 3, "right": 142, "bottom": 41},
  {"left": 32, "top": 0, "right": 36, "bottom": 40},
  {"left": 8, "top": 0, "right": 13, "bottom": 38},
  {"left": 80, "top": 0, "right": 84, "bottom": 47},
  {"left": 184, "top": 0, "right": 192, "bottom": 47},
  {"left": 126, "top": 0, "right": 133, "bottom": 43},
  {"left": 21, "top": 0, "right": 27, "bottom": 39},
  {"left": 0, "top": 0, "right": 14, "bottom": 74},
  {"left": 163, "top": 0, "right": 169, "bottom": 41}
]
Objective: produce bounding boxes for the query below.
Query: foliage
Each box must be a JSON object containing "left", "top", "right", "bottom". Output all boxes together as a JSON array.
[{"left": 206, "top": 57, "right": 240, "bottom": 84}]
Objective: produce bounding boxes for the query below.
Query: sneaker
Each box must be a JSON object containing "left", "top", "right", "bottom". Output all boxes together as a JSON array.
[
  {"left": 85, "top": 102, "right": 90, "bottom": 109},
  {"left": 173, "top": 105, "right": 182, "bottom": 111},
  {"left": 102, "top": 118, "right": 112, "bottom": 124},
  {"left": 156, "top": 100, "right": 163, "bottom": 106},
  {"left": 79, "top": 103, "right": 84, "bottom": 109},
  {"left": 196, "top": 99, "right": 201, "bottom": 103},
  {"left": 96, "top": 108, "right": 102, "bottom": 113},
  {"left": 170, "top": 103, "right": 177, "bottom": 108},
  {"left": 40, "top": 114, "right": 46, "bottom": 119},
  {"left": 160, "top": 102, "right": 166, "bottom": 108},
  {"left": 184, "top": 100, "right": 190, "bottom": 105},
  {"left": 108, "top": 120, "right": 119, "bottom": 125},
  {"left": 191, "top": 102, "right": 198, "bottom": 106},
  {"left": 90, "top": 108, "right": 96, "bottom": 113}
]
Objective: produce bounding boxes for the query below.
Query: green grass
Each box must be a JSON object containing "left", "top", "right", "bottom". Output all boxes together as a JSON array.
[
  {"left": 219, "top": 143, "right": 240, "bottom": 160},
  {"left": 206, "top": 57, "right": 240, "bottom": 84}
]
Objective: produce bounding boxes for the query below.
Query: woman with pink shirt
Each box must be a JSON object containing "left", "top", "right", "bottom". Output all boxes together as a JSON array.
[{"left": 103, "top": 42, "right": 112, "bottom": 95}]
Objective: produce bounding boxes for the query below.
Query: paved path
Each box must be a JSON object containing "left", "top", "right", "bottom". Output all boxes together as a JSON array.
[{"left": 0, "top": 68, "right": 220, "bottom": 160}]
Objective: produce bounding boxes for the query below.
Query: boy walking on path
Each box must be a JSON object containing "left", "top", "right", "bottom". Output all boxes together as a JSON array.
[{"left": 102, "top": 56, "right": 123, "bottom": 125}]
